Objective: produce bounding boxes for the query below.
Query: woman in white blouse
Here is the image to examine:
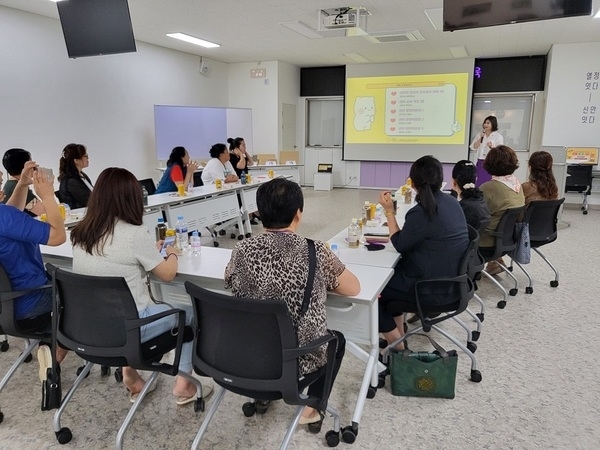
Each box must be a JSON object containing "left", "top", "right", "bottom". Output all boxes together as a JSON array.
[
  {"left": 200, "top": 143, "right": 239, "bottom": 185},
  {"left": 469, "top": 115, "right": 504, "bottom": 187}
]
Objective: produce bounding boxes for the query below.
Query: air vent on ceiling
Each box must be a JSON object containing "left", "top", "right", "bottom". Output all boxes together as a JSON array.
[{"left": 365, "top": 30, "right": 425, "bottom": 44}]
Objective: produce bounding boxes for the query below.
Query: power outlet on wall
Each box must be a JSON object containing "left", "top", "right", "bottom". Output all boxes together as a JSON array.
[{"left": 348, "top": 175, "right": 357, "bottom": 182}]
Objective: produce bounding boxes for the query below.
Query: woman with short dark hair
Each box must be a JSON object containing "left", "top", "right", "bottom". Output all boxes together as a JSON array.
[
  {"left": 227, "top": 137, "right": 254, "bottom": 178},
  {"left": 225, "top": 178, "right": 359, "bottom": 431},
  {"left": 71, "top": 167, "right": 212, "bottom": 404},
  {"left": 58, "top": 143, "right": 94, "bottom": 209},
  {"left": 470, "top": 115, "right": 504, "bottom": 187},
  {"left": 155, "top": 146, "right": 199, "bottom": 194},
  {"left": 479, "top": 145, "right": 525, "bottom": 274}
]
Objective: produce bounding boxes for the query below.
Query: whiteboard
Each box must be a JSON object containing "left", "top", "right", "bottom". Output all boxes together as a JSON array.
[{"left": 471, "top": 94, "right": 534, "bottom": 152}]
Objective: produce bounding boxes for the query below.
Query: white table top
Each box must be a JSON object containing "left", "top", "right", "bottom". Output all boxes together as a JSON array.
[{"left": 248, "top": 164, "right": 303, "bottom": 169}]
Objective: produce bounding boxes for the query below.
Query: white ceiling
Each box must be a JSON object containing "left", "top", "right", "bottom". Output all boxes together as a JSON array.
[{"left": 1, "top": 0, "right": 599, "bottom": 66}]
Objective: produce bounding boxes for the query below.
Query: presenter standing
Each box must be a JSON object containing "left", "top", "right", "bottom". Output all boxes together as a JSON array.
[{"left": 470, "top": 115, "right": 503, "bottom": 187}]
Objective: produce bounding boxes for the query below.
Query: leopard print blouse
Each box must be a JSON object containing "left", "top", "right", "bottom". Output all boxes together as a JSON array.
[{"left": 224, "top": 232, "right": 345, "bottom": 375}]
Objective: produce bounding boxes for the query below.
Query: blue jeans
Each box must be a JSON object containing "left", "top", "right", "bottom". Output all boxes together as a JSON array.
[
  {"left": 17, "top": 287, "right": 53, "bottom": 320},
  {"left": 138, "top": 302, "right": 193, "bottom": 373}
]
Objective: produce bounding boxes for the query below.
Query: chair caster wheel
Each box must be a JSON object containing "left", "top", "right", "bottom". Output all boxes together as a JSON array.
[
  {"left": 471, "top": 331, "right": 480, "bottom": 341},
  {"left": 219, "top": 230, "right": 226, "bottom": 236},
  {"left": 497, "top": 300, "right": 506, "bottom": 309},
  {"left": 325, "top": 430, "right": 340, "bottom": 447},
  {"left": 583, "top": 210, "right": 588, "bottom": 215},
  {"left": 0, "top": 341, "right": 8, "bottom": 352},
  {"left": 509, "top": 288, "right": 518, "bottom": 296},
  {"left": 476, "top": 313, "right": 484, "bottom": 322},
  {"left": 245, "top": 233, "right": 251, "bottom": 238},
  {"left": 230, "top": 233, "right": 236, "bottom": 239},
  {"left": 550, "top": 280, "right": 559, "bottom": 287},
  {"left": 508, "top": 266, "right": 513, "bottom": 272},
  {"left": 341, "top": 425, "right": 357, "bottom": 444},
  {"left": 56, "top": 427, "right": 73, "bottom": 444},
  {"left": 194, "top": 398, "right": 205, "bottom": 412},
  {"left": 255, "top": 400, "right": 269, "bottom": 414},
  {"left": 525, "top": 286, "right": 533, "bottom": 294},
  {"left": 377, "top": 376, "right": 385, "bottom": 389},
  {"left": 24, "top": 353, "right": 33, "bottom": 363},
  {"left": 467, "top": 342, "right": 477, "bottom": 353},
  {"left": 238, "top": 235, "right": 244, "bottom": 240},
  {"left": 100, "top": 366, "right": 110, "bottom": 376},
  {"left": 76, "top": 366, "right": 90, "bottom": 378},
  {"left": 366, "top": 386, "right": 377, "bottom": 399},
  {"left": 114, "top": 368, "right": 123, "bottom": 382},
  {"left": 242, "top": 402, "right": 256, "bottom": 417},
  {"left": 213, "top": 241, "right": 219, "bottom": 247},
  {"left": 470, "top": 370, "right": 482, "bottom": 383}
]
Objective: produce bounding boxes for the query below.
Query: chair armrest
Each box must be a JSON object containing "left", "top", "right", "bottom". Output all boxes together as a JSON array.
[
  {"left": 413, "top": 275, "right": 471, "bottom": 330},
  {"left": 283, "top": 333, "right": 336, "bottom": 360},
  {"left": 1, "top": 283, "right": 52, "bottom": 302}
]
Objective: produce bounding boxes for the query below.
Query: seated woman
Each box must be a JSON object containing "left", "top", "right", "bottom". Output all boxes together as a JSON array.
[
  {"left": 70, "top": 167, "right": 212, "bottom": 404},
  {"left": 521, "top": 150, "right": 559, "bottom": 205},
  {"left": 378, "top": 156, "right": 469, "bottom": 347},
  {"left": 451, "top": 159, "right": 491, "bottom": 231},
  {"left": 479, "top": 145, "right": 525, "bottom": 275},
  {"left": 224, "top": 178, "right": 360, "bottom": 432},
  {"left": 227, "top": 137, "right": 254, "bottom": 178},
  {"left": 155, "top": 146, "right": 199, "bottom": 194},
  {"left": 58, "top": 143, "right": 94, "bottom": 209},
  {"left": 201, "top": 143, "right": 238, "bottom": 185}
]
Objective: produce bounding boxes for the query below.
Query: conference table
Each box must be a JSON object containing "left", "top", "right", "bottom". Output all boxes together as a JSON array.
[
  {"left": 247, "top": 163, "right": 302, "bottom": 184},
  {"left": 39, "top": 240, "right": 393, "bottom": 441}
]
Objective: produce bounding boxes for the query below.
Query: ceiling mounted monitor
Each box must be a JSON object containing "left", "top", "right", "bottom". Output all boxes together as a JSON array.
[
  {"left": 443, "top": 0, "right": 592, "bottom": 31},
  {"left": 57, "top": 0, "right": 137, "bottom": 58}
]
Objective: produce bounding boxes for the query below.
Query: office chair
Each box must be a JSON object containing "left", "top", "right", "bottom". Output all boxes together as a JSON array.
[
  {"left": 565, "top": 164, "right": 592, "bottom": 215},
  {"left": 47, "top": 264, "right": 204, "bottom": 449},
  {"left": 479, "top": 206, "right": 526, "bottom": 309},
  {"left": 509, "top": 198, "right": 566, "bottom": 294},
  {"left": 138, "top": 178, "right": 157, "bottom": 195},
  {"left": 0, "top": 265, "right": 52, "bottom": 423},
  {"left": 379, "top": 227, "right": 481, "bottom": 384},
  {"left": 193, "top": 171, "right": 204, "bottom": 187},
  {"left": 184, "top": 282, "right": 343, "bottom": 449}
]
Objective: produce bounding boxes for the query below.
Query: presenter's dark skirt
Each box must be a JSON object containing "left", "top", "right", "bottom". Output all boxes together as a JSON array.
[{"left": 475, "top": 159, "right": 491, "bottom": 187}]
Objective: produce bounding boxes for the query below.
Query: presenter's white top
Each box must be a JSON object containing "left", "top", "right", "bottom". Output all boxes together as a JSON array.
[
  {"left": 470, "top": 131, "right": 504, "bottom": 160},
  {"left": 201, "top": 158, "right": 236, "bottom": 184}
]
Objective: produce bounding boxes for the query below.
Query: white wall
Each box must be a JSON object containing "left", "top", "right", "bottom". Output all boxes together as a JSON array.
[{"left": 0, "top": 7, "right": 229, "bottom": 184}]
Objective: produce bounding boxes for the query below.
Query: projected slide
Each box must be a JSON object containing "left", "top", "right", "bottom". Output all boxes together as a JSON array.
[{"left": 345, "top": 73, "right": 469, "bottom": 145}]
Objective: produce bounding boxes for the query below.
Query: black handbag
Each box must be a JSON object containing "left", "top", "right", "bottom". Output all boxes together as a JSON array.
[{"left": 389, "top": 334, "right": 458, "bottom": 399}]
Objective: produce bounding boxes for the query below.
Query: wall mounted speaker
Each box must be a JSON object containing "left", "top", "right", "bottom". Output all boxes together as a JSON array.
[{"left": 199, "top": 57, "right": 209, "bottom": 75}]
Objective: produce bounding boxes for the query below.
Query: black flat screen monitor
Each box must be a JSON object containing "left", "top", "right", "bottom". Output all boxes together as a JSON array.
[
  {"left": 57, "top": 0, "right": 136, "bottom": 58},
  {"left": 443, "top": 0, "right": 592, "bottom": 31}
]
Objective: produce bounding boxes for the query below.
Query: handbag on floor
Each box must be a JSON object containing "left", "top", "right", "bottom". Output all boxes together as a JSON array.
[
  {"left": 508, "top": 221, "right": 531, "bottom": 264},
  {"left": 389, "top": 334, "right": 458, "bottom": 399}
]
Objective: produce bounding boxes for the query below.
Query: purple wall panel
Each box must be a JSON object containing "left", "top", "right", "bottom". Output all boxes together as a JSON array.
[{"left": 359, "top": 163, "right": 377, "bottom": 186}]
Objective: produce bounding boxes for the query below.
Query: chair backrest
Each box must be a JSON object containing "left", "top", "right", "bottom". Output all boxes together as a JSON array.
[
  {"left": 256, "top": 153, "right": 277, "bottom": 165},
  {"left": 185, "top": 281, "right": 319, "bottom": 405},
  {"left": 54, "top": 190, "right": 63, "bottom": 203},
  {"left": 138, "top": 178, "right": 157, "bottom": 195},
  {"left": 484, "top": 206, "right": 525, "bottom": 260},
  {"left": 466, "top": 224, "right": 484, "bottom": 279},
  {"left": 193, "top": 171, "right": 204, "bottom": 187},
  {"left": 525, "top": 198, "right": 565, "bottom": 247},
  {"left": 48, "top": 264, "right": 142, "bottom": 367},
  {"left": 565, "top": 165, "right": 592, "bottom": 192},
  {"left": 0, "top": 264, "right": 51, "bottom": 338}
]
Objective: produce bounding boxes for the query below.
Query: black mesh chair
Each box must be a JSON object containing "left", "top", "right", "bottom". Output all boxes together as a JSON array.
[
  {"left": 379, "top": 227, "right": 481, "bottom": 383},
  {"left": 511, "top": 198, "right": 566, "bottom": 294},
  {"left": 565, "top": 164, "right": 592, "bottom": 215},
  {"left": 47, "top": 264, "right": 204, "bottom": 449},
  {"left": 193, "top": 171, "right": 204, "bottom": 187},
  {"left": 0, "top": 265, "right": 52, "bottom": 423},
  {"left": 479, "top": 206, "right": 526, "bottom": 309},
  {"left": 184, "top": 282, "right": 343, "bottom": 449},
  {"left": 138, "top": 178, "right": 157, "bottom": 195}
]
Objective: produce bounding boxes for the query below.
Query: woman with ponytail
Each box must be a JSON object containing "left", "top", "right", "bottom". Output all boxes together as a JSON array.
[
  {"left": 451, "top": 159, "right": 491, "bottom": 231},
  {"left": 522, "top": 151, "right": 558, "bottom": 205},
  {"left": 377, "top": 156, "right": 469, "bottom": 347}
]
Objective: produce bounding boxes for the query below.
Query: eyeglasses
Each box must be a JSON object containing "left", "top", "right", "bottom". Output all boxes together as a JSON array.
[{"left": 81, "top": 155, "right": 89, "bottom": 159}]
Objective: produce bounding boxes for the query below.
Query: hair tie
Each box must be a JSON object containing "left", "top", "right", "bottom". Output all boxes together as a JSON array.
[
  {"left": 463, "top": 183, "right": 475, "bottom": 189},
  {"left": 465, "top": 162, "right": 474, "bottom": 166}
]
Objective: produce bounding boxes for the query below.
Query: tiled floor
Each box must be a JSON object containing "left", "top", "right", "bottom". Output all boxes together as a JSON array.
[{"left": 1, "top": 188, "right": 599, "bottom": 449}]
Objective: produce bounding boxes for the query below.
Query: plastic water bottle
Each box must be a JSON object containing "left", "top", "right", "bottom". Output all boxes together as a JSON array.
[
  {"left": 190, "top": 231, "right": 201, "bottom": 256},
  {"left": 240, "top": 170, "right": 246, "bottom": 185},
  {"left": 175, "top": 216, "right": 188, "bottom": 251},
  {"left": 142, "top": 186, "right": 148, "bottom": 206},
  {"left": 330, "top": 243, "right": 340, "bottom": 258},
  {"left": 347, "top": 218, "right": 359, "bottom": 248},
  {"left": 362, "top": 201, "right": 370, "bottom": 226},
  {"left": 155, "top": 217, "right": 167, "bottom": 241},
  {"left": 375, "top": 204, "right": 384, "bottom": 224}
]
